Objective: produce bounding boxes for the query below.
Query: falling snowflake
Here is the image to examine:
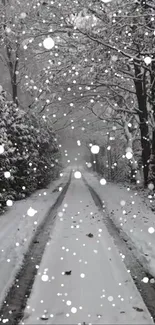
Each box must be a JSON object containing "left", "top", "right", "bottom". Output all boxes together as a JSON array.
[
  {"left": 43, "top": 37, "right": 55, "bottom": 50},
  {"left": 120, "top": 200, "right": 126, "bottom": 207},
  {"left": 108, "top": 296, "right": 114, "bottom": 302},
  {"left": 20, "top": 12, "right": 27, "bottom": 19},
  {"left": 144, "top": 56, "right": 152, "bottom": 65},
  {"left": 77, "top": 140, "right": 81, "bottom": 146},
  {"left": 148, "top": 227, "right": 155, "bottom": 234},
  {"left": 102, "top": 0, "right": 112, "bottom": 2},
  {"left": 148, "top": 183, "right": 154, "bottom": 191},
  {"left": 91, "top": 145, "right": 100, "bottom": 154},
  {"left": 100, "top": 178, "right": 107, "bottom": 185},
  {"left": 66, "top": 301, "right": 72, "bottom": 306},
  {"left": 71, "top": 307, "right": 77, "bottom": 314},
  {"left": 111, "top": 55, "right": 118, "bottom": 62},
  {"left": 6, "top": 200, "right": 13, "bottom": 207},
  {"left": 27, "top": 207, "right": 37, "bottom": 217},
  {"left": 4, "top": 171, "right": 11, "bottom": 179},
  {"left": 74, "top": 171, "right": 82, "bottom": 179},
  {"left": 142, "top": 277, "right": 149, "bottom": 283},
  {"left": 0, "top": 145, "right": 4, "bottom": 154},
  {"left": 41, "top": 275, "right": 49, "bottom": 282},
  {"left": 126, "top": 151, "right": 133, "bottom": 160},
  {"left": 80, "top": 273, "right": 85, "bottom": 278}
]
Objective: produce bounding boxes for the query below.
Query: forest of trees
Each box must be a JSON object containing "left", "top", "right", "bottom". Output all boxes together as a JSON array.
[{"left": 1, "top": 0, "right": 155, "bottom": 210}]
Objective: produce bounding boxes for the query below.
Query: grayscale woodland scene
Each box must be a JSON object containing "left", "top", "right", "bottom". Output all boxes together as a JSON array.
[{"left": 0, "top": 0, "right": 155, "bottom": 324}]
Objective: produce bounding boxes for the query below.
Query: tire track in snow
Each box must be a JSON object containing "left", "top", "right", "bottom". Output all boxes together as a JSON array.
[
  {"left": 0, "top": 172, "right": 72, "bottom": 325},
  {"left": 83, "top": 176, "right": 155, "bottom": 322}
]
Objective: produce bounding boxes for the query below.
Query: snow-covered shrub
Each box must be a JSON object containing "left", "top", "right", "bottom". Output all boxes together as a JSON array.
[{"left": 0, "top": 92, "right": 61, "bottom": 210}]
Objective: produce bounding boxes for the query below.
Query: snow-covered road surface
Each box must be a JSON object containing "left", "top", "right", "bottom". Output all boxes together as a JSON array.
[
  {"left": 21, "top": 174, "right": 153, "bottom": 325},
  {"left": 0, "top": 168, "right": 70, "bottom": 309}
]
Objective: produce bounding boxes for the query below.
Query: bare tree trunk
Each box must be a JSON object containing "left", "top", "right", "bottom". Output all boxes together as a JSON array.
[
  {"left": 5, "top": 40, "right": 19, "bottom": 105},
  {"left": 134, "top": 62, "right": 151, "bottom": 186},
  {"left": 148, "top": 59, "right": 155, "bottom": 185},
  {"left": 122, "top": 114, "right": 141, "bottom": 183},
  {"left": 3, "top": 0, "right": 19, "bottom": 105},
  {"left": 11, "top": 71, "right": 18, "bottom": 105}
]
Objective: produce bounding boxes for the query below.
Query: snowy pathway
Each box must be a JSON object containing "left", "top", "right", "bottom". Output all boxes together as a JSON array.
[
  {"left": 0, "top": 168, "right": 70, "bottom": 308},
  {"left": 21, "top": 175, "right": 153, "bottom": 325}
]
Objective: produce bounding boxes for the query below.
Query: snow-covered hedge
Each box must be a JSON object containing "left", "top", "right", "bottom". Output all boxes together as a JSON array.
[{"left": 0, "top": 92, "right": 61, "bottom": 211}]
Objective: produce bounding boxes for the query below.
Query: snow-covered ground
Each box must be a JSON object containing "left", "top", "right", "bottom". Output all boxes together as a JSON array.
[
  {"left": 21, "top": 173, "right": 153, "bottom": 325},
  {"left": 0, "top": 167, "right": 70, "bottom": 308},
  {"left": 84, "top": 170, "right": 155, "bottom": 279}
]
